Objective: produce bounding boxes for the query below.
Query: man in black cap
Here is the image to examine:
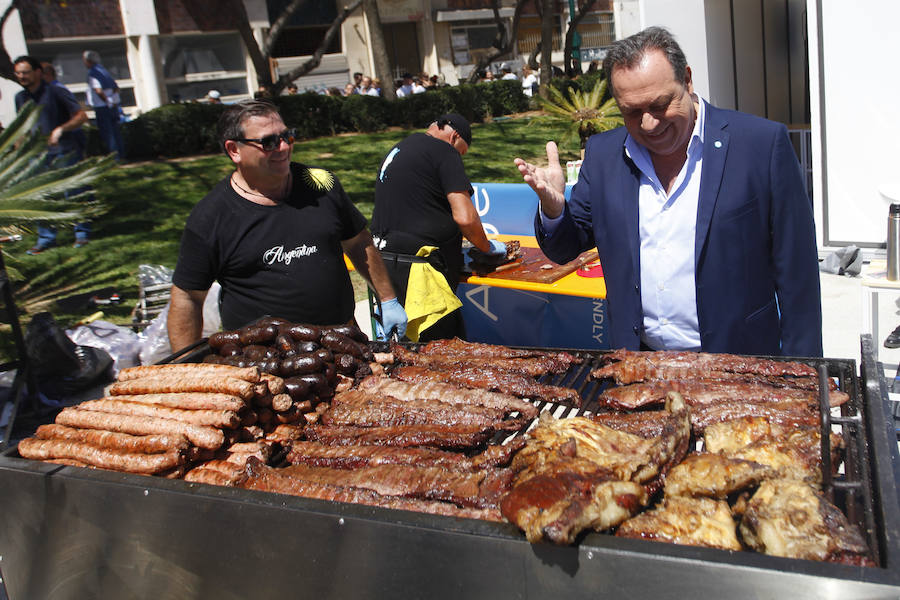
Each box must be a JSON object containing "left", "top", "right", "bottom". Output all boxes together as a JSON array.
[{"left": 371, "top": 113, "right": 505, "bottom": 341}]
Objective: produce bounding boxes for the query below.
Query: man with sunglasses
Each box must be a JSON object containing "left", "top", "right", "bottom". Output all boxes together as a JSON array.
[{"left": 168, "top": 99, "right": 405, "bottom": 351}]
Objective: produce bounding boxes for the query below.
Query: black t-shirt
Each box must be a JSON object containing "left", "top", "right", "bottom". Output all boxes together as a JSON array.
[
  {"left": 173, "top": 163, "right": 367, "bottom": 330},
  {"left": 370, "top": 132, "right": 473, "bottom": 274}
]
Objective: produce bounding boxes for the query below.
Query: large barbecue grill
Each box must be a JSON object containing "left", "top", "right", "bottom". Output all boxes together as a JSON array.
[{"left": 0, "top": 336, "right": 897, "bottom": 599}]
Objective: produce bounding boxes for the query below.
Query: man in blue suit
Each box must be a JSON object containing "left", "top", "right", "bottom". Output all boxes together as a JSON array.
[{"left": 515, "top": 27, "right": 822, "bottom": 357}]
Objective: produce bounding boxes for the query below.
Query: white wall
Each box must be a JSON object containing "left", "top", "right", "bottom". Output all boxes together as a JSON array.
[
  {"left": 639, "top": 0, "right": 711, "bottom": 100},
  {"left": 811, "top": 0, "right": 900, "bottom": 249},
  {"left": 0, "top": 1, "right": 27, "bottom": 127}
]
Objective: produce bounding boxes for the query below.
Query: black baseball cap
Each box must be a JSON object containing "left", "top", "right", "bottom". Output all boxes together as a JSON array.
[{"left": 436, "top": 113, "right": 472, "bottom": 147}]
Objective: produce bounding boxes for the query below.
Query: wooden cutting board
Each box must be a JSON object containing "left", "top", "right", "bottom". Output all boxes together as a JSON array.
[{"left": 476, "top": 247, "right": 600, "bottom": 284}]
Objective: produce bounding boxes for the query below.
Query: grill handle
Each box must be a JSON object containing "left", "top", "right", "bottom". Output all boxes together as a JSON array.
[{"left": 817, "top": 363, "right": 833, "bottom": 502}]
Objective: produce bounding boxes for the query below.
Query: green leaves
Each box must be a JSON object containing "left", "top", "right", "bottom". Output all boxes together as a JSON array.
[
  {"left": 0, "top": 102, "right": 115, "bottom": 228},
  {"left": 535, "top": 77, "right": 623, "bottom": 149}
]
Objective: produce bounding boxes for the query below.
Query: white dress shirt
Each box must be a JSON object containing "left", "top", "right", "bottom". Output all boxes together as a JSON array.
[
  {"left": 627, "top": 96, "right": 705, "bottom": 350},
  {"left": 541, "top": 97, "right": 707, "bottom": 350}
]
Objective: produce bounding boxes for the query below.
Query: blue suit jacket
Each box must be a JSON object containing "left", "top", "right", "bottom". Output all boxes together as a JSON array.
[{"left": 536, "top": 104, "right": 823, "bottom": 357}]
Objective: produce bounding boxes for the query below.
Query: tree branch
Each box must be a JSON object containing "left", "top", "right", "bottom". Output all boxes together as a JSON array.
[
  {"left": 464, "top": 0, "right": 527, "bottom": 83},
  {"left": 563, "top": 0, "right": 599, "bottom": 76},
  {"left": 264, "top": 0, "right": 310, "bottom": 58},
  {"left": 278, "top": 0, "right": 362, "bottom": 91}
]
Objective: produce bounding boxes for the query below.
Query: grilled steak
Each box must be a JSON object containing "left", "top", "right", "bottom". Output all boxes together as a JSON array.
[
  {"left": 616, "top": 496, "right": 742, "bottom": 551},
  {"left": 240, "top": 458, "right": 503, "bottom": 521},
  {"left": 323, "top": 389, "right": 523, "bottom": 429},
  {"left": 286, "top": 440, "right": 525, "bottom": 471},
  {"left": 420, "top": 338, "right": 580, "bottom": 366},
  {"left": 599, "top": 380, "right": 849, "bottom": 411},
  {"left": 357, "top": 375, "right": 538, "bottom": 419},
  {"left": 689, "top": 400, "right": 818, "bottom": 435},
  {"left": 392, "top": 365, "right": 581, "bottom": 406},
  {"left": 270, "top": 462, "right": 513, "bottom": 509},
  {"left": 303, "top": 423, "right": 496, "bottom": 450},
  {"left": 594, "top": 349, "right": 816, "bottom": 380},
  {"left": 393, "top": 342, "right": 572, "bottom": 376}
]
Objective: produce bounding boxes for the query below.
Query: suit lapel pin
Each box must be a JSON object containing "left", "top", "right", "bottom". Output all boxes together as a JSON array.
[{"left": 714, "top": 140, "right": 723, "bottom": 148}]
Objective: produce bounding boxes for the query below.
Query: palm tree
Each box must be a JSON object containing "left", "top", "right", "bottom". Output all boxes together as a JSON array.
[
  {"left": 535, "top": 77, "right": 623, "bottom": 153},
  {"left": 0, "top": 101, "right": 115, "bottom": 231}
]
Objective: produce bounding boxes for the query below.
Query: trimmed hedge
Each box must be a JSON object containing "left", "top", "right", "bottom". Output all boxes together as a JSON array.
[{"left": 103, "top": 79, "right": 529, "bottom": 160}]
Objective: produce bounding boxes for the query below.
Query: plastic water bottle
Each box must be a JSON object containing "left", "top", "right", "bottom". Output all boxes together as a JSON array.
[{"left": 887, "top": 203, "right": 900, "bottom": 281}]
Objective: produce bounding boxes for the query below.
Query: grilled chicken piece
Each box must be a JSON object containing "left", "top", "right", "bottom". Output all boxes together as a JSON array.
[
  {"left": 729, "top": 430, "right": 827, "bottom": 483},
  {"left": 704, "top": 416, "right": 798, "bottom": 453},
  {"left": 740, "top": 479, "right": 874, "bottom": 565},
  {"left": 704, "top": 418, "right": 843, "bottom": 483},
  {"left": 616, "top": 496, "right": 742, "bottom": 551},
  {"left": 500, "top": 468, "right": 647, "bottom": 544},
  {"left": 501, "top": 393, "right": 690, "bottom": 544},
  {"left": 664, "top": 452, "right": 777, "bottom": 499}
]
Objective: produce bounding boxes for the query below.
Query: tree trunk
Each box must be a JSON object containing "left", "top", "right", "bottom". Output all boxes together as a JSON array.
[
  {"left": 363, "top": 0, "right": 395, "bottom": 100},
  {"left": 539, "top": 0, "right": 555, "bottom": 95},
  {"left": 563, "top": 0, "right": 599, "bottom": 77},
  {"left": 464, "top": 0, "right": 527, "bottom": 84}
]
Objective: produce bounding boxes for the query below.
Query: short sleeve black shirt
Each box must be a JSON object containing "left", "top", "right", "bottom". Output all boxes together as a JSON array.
[
  {"left": 173, "top": 163, "right": 367, "bottom": 329},
  {"left": 15, "top": 81, "right": 86, "bottom": 155},
  {"left": 370, "top": 132, "right": 473, "bottom": 253}
]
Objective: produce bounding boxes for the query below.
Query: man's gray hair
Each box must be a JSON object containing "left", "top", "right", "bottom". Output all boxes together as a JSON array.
[
  {"left": 217, "top": 99, "right": 281, "bottom": 152},
  {"left": 601, "top": 26, "right": 688, "bottom": 97},
  {"left": 83, "top": 50, "right": 101, "bottom": 65}
]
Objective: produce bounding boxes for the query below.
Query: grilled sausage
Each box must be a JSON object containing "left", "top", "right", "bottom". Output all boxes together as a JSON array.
[{"left": 56, "top": 407, "right": 225, "bottom": 449}]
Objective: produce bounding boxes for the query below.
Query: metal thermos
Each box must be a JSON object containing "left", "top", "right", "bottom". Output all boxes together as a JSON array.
[{"left": 888, "top": 203, "right": 900, "bottom": 281}]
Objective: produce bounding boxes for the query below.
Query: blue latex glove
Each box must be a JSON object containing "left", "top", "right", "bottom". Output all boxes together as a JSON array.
[
  {"left": 374, "top": 297, "right": 408, "bottom": 341},
  {"left": 488, "top": 239, "right": 507, "bottom": 256}
]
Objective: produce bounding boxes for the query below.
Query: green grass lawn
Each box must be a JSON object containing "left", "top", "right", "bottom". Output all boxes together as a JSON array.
[{"left": 0, "top": 114, "right": 582, "bottom": 359}]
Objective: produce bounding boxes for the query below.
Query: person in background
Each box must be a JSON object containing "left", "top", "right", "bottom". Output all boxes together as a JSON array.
[
  {"left": 83, "top": 49, "right": 124, "bottom": 160},
  {"left": 371, "top": 113, "right": 506, "bottom": 342},
  {"left": 521, "top": 65, "right": 537, "bottom": 97},
  {"left": 352, "top": 72, "right": 363, "bottom": 90},
  {"left": 482, "top": 70, "right": 495, "bottom": 83},
  {"left": 411, "top": 77, "right": 427, "bottom": 94},
  {"left": 168, "top": 99, "right": 405, "bottom": 351},
  {"left": 514, "top": 26, "right": 822, "bottom": 357},
  {"left": 254, "top": 84, "right": 273, "bottom": 100},
  {"left": 13, "top": 56, "right": 90, "bottom": 253},
  {"left": 207, "top": 90, "right": 222, "bottom": 104},
  {"left": 356, "top": 75, "right": 372, "bottom": 95},
  {"left": 366, "top": 78, "right": 382, "bottom": 97},
  {"left": 343, "top": 82, "right": 357, "bottom": 96},
  {"left": 286, "top": 83, "right": 298, "bottom": 95},
  {"left": 40, "top": 61, "right": 61, "bottom": 86},
  {"left": 500, "top": 64, "right": 518, "bottom": 80},
  {"left": 395, "top": 74, "right": 414, "bottom": 97}
]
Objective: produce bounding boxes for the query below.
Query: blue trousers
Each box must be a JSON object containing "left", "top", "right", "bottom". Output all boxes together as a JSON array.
[
  {"left": 36, "top": 148, "right": 91, "bottom": 247},
  {"left": 93, "top": 105, "right": 124, "bottom": 160}
]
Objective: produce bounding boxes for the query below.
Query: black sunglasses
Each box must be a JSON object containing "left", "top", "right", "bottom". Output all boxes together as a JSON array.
[{"left": 232, "top": 128, "right": 296, "bottom": 152}]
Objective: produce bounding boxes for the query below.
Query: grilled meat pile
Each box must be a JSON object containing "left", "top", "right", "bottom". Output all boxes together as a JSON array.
[
  {"left": 501, "top": 392, "right": 690, "bottom": 544},
  {"left": 17, "top": 337, "right": 874, "bottom": 567}
]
